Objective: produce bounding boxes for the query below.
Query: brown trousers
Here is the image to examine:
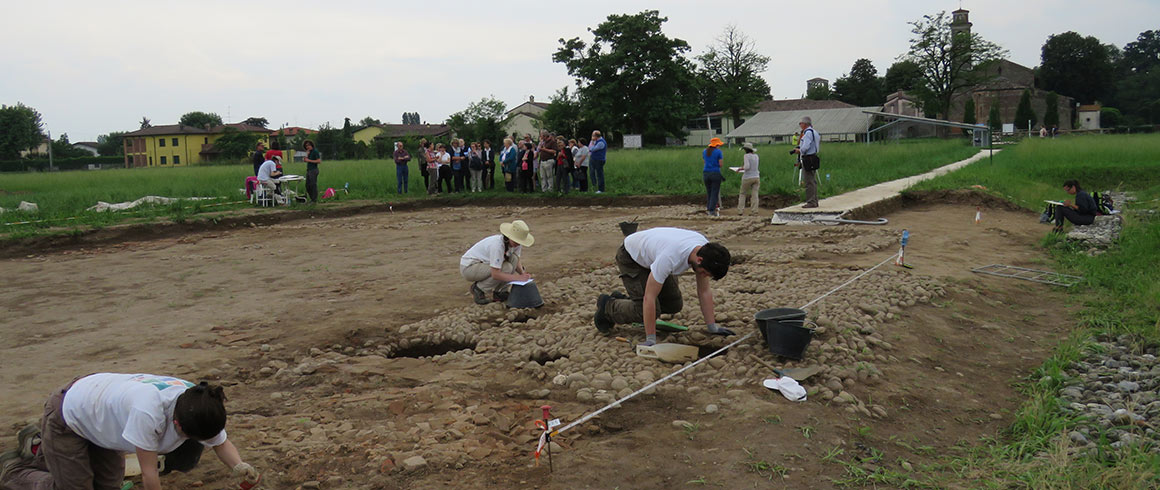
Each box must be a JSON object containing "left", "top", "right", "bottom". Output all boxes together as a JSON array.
[
  {"left": 603, "top": 245, "right": 684, "bottom": 325},
  {"left": 1, "top": 380, "right": 125, "bottom": 490}
]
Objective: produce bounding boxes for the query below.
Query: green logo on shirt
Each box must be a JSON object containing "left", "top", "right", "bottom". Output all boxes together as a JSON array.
[{"left": 129, "top": 375, "right": 194, "bottom": 391}]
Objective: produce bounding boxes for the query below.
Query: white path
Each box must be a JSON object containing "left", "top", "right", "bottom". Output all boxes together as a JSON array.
[{"left": 775, "top": 149, "right": 998, "bottom": 217}]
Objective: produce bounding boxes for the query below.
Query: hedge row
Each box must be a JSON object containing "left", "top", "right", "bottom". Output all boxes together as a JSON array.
[{"left": 0, "top": 156, "right": 125, "bottom": 173}]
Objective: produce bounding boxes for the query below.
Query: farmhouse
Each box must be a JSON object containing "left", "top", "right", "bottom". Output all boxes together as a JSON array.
[
  {"left": 354, "top": 124, "right": 452, "bottom": 144},
  {"left": 122, "top": 123, "right": 271, "bottom": 168},
  {"left": 501, "top": 96, "right": 549, "bottom": 139}
]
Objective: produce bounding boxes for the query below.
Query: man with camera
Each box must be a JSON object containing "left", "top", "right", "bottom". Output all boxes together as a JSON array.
[{"left": 790, "top": 116, "right": 820, "bottom": 208}]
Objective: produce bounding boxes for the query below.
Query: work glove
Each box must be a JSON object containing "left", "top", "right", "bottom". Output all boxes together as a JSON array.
[
  {"left": 706, "top": 323, "right": 735, "bottom": 336},
  {"left": 233, "top": 462, "right": 261, "bottom": 482}
]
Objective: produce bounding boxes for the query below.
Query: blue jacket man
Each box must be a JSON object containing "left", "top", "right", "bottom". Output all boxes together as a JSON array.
[{"left": 588, "top": 130, "right": 608, "bottom": 193}]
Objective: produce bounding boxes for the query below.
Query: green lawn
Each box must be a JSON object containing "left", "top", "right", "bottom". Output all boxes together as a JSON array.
[
  {"left": 913, "top": 133, "right": 1160, "bottom": 488},
  {"left": 0, "top": 139, "right": 977, "bottom": 233}
]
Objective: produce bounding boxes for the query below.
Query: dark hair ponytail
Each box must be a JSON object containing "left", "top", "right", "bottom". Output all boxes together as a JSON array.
[{"left": 174, "top": 381, "right": 227, "bottom": 441}]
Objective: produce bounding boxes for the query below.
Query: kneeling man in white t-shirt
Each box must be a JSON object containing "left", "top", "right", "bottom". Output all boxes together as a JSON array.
[{"left": 594, "top": 227, "right": 732, "bottom": 346}]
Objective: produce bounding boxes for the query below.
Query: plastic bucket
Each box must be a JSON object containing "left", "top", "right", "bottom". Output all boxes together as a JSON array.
[
  {"left": 754, "top": 308, "right": 812, "bottom": 360},
  {"left": 619, "top": 221, "right": 639, "bottom": 236},
  {"left": 505, "top": 282, "right": 544, "bottom": 309}
]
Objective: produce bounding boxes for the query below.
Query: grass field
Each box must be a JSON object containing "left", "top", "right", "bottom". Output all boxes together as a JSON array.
[
  {"left": 917, "top": 133, "right": 1160, "bottom": 487},
  {"left": 0, "top": 139, "right": 977, "bottom": 233}
]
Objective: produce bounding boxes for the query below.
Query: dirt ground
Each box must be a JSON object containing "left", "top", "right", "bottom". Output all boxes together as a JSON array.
[{"left": 0, "top": 197, "right": 1076, "bottom": 489}]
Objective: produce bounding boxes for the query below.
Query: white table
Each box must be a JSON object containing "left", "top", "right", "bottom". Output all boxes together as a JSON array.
[{"left": 275, "top": 175, "right": 306, "bottom": 201}]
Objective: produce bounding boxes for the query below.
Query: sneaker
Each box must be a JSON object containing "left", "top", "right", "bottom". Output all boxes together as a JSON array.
[
  {"left": 0, "top": 450, "right": 22, "bottom": 481},
  {"left": 594, "top": 294, "right": 613, "bottom": 334},
  {"left": 470, "top": 283, "right": 489, "bottom": 305},
  {"left": 802, "top": 203, "right": 819, "bottom": 209},
  {"left": 493, "top": 289, "right": 510, "bottom": 303},
  {"left": 595, "top": 190, "right": 603, "bottom": 194},
  {"left": 16, "top": 424, "right": 39, "bottom": 459}
]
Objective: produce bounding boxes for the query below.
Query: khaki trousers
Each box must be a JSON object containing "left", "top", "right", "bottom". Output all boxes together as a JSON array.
[
  {"left": 738, "top": 177, "right": 760, "bottom": 214},
  {"left": 461, "top": 259, "right": 517, "bottom": 294},
  {"left": 802, "top": 168, "right": 818, "bottom": 206},
  {"left": 603, "top": 245, "right": 684, "bottom": 325}
]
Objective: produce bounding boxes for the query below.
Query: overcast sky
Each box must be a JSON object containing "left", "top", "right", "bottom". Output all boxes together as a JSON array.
[{"left": 3, "top": 0, "right": 1156, "bottom": 142}]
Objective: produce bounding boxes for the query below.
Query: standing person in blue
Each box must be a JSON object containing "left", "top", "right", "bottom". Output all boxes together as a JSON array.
[
  {"left": 450, "top": 139, "right": 468, "bottom": 193},
  {"left": 392, "top": 141, "right": 411, "bottom": 194},
  {"left": 481, "top": 140, "right": 496, "bottom": 191},
  {"left": 500, "top": 138, "right": 519, "bottom": 192},
  {"left": 303, "top": 140, "right": 322, "bottom": 203},
  {"left": 790, "top": 116, "right": 820, "bottom": 208},
  {"left": 588, "top": 130, "right": 607, "bottom": 193},
  {"left": 702, "top": 137, "right": 725, "bottom": 216}
]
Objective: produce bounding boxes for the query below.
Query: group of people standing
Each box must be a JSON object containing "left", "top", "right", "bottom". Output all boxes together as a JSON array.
[{"left": 391, "top": 130, "right": 609, "bottom": 196}]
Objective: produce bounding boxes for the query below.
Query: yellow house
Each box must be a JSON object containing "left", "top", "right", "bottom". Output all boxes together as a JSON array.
[
  {"left": 352, "top": 126, "right": 384, "bottom": 145},
  {"left": 122, "top": 123, "right": 272, "bottom": 167}
]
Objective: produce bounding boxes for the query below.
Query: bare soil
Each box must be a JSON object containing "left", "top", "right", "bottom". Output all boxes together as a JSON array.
[{"left": 0, "top": 198, "right": 1075, "bottom": 489}]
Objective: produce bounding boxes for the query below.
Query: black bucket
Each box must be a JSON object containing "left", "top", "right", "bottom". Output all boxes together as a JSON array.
[
  {"left": 506, "top": 282, "right": 544, "bottom": 309},
  {"left": 619, "top": 221, "right": 639, "bottom": 236},
  {"left": 754, "top": 308, "right": 812, "bottom": 360}
]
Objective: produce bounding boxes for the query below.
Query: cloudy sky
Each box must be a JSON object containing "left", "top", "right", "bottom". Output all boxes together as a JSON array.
[{"left": 3, "top": 0, "right": 1156, "bottom": 142}]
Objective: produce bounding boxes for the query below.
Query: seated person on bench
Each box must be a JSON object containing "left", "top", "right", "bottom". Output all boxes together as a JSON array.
[
  {"left": 256, "top": 156, "right": 284, "bottom": 195},
  {"left": 1053, "top": 179, "right": 1097, "bottom": 233}
]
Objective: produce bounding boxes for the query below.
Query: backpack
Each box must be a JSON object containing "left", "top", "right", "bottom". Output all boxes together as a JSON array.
[
  {"left": 1091, "top": 191, "right": 1114, "bottom": 215},
  {"left": 1039, "top": 202, "right": 1056, "bottom": 223}
]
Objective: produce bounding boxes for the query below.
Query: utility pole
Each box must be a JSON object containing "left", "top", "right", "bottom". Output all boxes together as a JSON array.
[{"left": 46, "top": 130, "right": 54, "bottom": 172}]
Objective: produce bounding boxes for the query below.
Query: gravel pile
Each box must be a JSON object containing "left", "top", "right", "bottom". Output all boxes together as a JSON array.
[{"left": 1057, "top": 335, "right": 1160, "bottom": 455}]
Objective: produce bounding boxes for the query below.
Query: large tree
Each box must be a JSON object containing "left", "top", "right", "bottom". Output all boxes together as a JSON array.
[
  {"left": 987, "top": 99, "right": 1002, "bottom": 131},
  {"left": 447, "top": 96, "right": 508, "bottom": 143},
  {"left": 51, "top": 133, "right": 91, "bottom": 158},
  {"left": 695, "top": 24, "right": 771, "bottom": 124},
  {"left": 97, "top": 131, "right": 127, "bottom": 156},
  {"left": 883, "top": 60, "right": 924, "bottom": 94},
  {"left": 806, "top": 84, "right": 831, "bottom": 100},
  {"left": 0, "top": 103, "right": 45, "bottom": 159},
  {"left": 359, "top": 116, "right": 382, "bottom": 127},
  {"left": 179, "top": 111, "right": 223, "bottom": 129},
  {"left": 902, "top": 11, "right": 1007, "bottom": 120},
  {"left": 539, "top": 87, "right": 587, "bottom": 137},
  {"left": 241, "top": 117, "right": 268, "bottom": 128},
  {"left": 832, "top": 59, "right": 885, "bottom": 107},
  {"left": 554, "top": 10, "right": 700, "bottom": 143},
  {"left": 1112, "top": 29, "right": 1160, "bottom": 123},
  {"left": 1039, "top": 32, "right": 1115, "bottom": 104},
  {"left": 211, "top": 127, "right": 261, "bottom": 161}
]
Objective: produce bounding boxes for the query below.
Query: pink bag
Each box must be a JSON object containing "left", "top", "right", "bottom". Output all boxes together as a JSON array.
[{"left": 322, "top": 188, "right": 336, "bottom": 199}]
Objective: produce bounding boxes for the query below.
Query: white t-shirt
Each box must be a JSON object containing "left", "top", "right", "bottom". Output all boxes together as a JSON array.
[
  {"left": 257, "top": 160, "right": 278, "bottom": 182},
  {"left": 573, "top": 145, "right": 590, "bottom": 167},
  {"left": 61, "top": 373, "right": 228, "bottom": 454},
  {"left": 623, "top": 227, "right": 707, "bottom": 283},
  {"left": 460, "top": 234, "right": 520, "bottom": 270}
]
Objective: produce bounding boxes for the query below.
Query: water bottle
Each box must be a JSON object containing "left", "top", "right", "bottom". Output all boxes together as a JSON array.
[
  {"left": 826, "top": 173, "right": 831, "bottom": 182},
  {"left": 900, "top": 229, "right": 909, "bottom": 248}
]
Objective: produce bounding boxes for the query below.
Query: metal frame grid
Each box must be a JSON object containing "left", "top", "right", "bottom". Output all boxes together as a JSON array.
[{"left": 971, "top": 264, "right": 1083, "bottom": 287}]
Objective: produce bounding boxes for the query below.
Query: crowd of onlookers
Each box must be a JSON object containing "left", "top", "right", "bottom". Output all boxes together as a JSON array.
[{"left": 390, "top": 130, "right": 609, "bottom": 196}]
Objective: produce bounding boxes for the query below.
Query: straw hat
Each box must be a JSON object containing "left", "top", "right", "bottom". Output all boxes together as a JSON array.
[
  {"left": 708, "top": 137, "right": 724, "bottom": 147},
  {"left": 741, "top": 142, "right": 754, "bottom": 151},
  {"left": 500, "top": 220, "right": 534, "bottom": 247}
]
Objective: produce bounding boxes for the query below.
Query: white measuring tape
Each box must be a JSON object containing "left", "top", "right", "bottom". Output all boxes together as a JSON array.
[{"left": 549, "top": 251, "right": 901, "bottom": 437}]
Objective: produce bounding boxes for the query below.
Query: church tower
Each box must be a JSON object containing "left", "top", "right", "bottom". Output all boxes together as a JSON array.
[{"left": 951, "top": 8, "right": 972, "bottom": 38}]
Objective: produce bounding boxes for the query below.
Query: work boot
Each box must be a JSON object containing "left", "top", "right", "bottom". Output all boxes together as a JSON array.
[
  {"left": 0, "top": 450, "right": 22, "bottom": 482},
  {"left": 594, "top": 294, "right": 613, "bottom": 334},
  {"left": 493, "top": 289, "right": 510, "bottom": 303},
  {"left": 609, "top": 291, "right": 629, "bottom": 300},
  {"left": 16, "top": 424, "right": 39, "bottom": 459},
  {"left": 470, "top": 283, "right": 489, "bottom": 305}
]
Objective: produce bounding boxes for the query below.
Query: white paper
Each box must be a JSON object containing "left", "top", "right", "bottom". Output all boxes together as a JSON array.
[
  {"left": 729, "top": 166, "right": 743, "bottom": 172},
  {"left": 509, "top": 278, "right": 534, "bottom": 286},
  {"left": 1044, "top": 200, "right": 1064, "bottom": 205}
]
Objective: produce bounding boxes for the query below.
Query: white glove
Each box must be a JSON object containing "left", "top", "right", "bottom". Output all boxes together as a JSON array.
[{"left": 233, "top": 462, "right": 260, "bottom": 481}]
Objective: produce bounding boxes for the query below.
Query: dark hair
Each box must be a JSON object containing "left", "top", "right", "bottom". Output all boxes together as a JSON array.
[
  {"left": 743, "top": 147, "right": 754, "bottom": 153},
  {"left": 579, "top": 138, "right": 588, "bottom": 145},
  {"left": 483, "top": 139, "right": 491, "bottom": 146},
  {"left": 696, "top": 242, "right": 730, "bottom": 280},
  {"left": 270, "top": 140, "right": 280, "bottom": 150},
  {"left": 303, "top": 140, "right": 314, "bottom": 149},
  {"left": 524, "top": 142, "right": 534, "bottom": 149},
  {"left": 1063, "top": 179, "right": 1081, "bottom": 190},
  {"left": 174, "top": 382, "right": 227, "bottom": 441}
]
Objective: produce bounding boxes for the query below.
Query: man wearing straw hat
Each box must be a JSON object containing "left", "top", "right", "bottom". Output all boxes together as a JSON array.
[{"left": 460, "top": 220, "right": 534, "bottom": 304}]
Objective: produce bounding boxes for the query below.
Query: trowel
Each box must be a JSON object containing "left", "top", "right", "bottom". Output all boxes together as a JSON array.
[
  {"left": 752, "top": 355, "right": 821, "bottom": 381},
  {"left": 635, "top": 343, "right": 698, "bottom": 363}
]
